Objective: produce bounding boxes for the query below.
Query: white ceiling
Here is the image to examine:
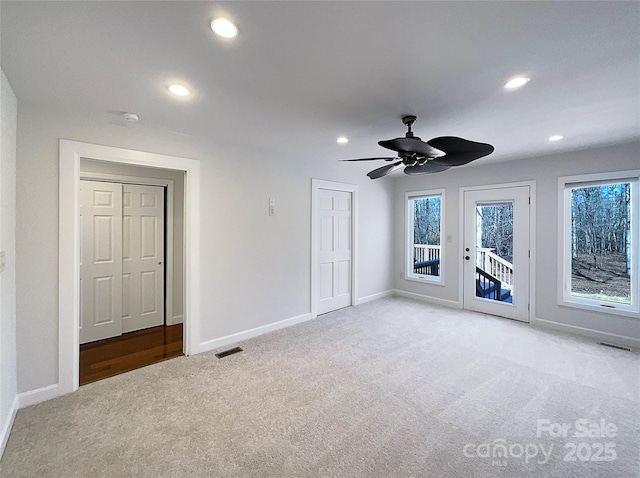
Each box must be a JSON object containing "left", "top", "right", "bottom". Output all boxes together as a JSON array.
[{"left": 2, "top": 1, "right": 638, "bottom": 170}]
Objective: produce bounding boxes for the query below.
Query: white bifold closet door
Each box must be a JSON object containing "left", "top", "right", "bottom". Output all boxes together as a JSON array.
[
  {"left": 80, "top": 180, "right": 165, "bottom": 344},
  {"left": 122, "top": 184, "right": 165, "bottom": 333},
  {"left": 80, "top": 181, "right": 123, "bottom": 344}
]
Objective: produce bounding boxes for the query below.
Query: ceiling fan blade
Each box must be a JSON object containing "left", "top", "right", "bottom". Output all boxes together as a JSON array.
[
  {"left": 340, "top": 157, "right": 397, "bottom": 162},
  {"left": 427, "top": 136, "right": 494, "bottom": 166},
  {"left": 378, "top": 137, "right": 444, "bottom": 158},
  {"left": 367, "top": 161, "right": 403, "bottom": 179},
  {"left": 404, "top": 161, "right": 451, "bottom": 175}
]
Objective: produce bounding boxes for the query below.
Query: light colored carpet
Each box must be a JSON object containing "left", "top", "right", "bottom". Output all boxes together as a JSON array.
[{"left": 2, "top": 297, "right": 639, "bottom": 477}]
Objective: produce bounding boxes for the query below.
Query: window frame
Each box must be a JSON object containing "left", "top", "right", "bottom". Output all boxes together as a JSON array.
[
  {"left": 405, "top": 189, "right": 445, "bottom": 285},
  {"left": 557, "top": 170, "right": 639, "bottom": 317}
]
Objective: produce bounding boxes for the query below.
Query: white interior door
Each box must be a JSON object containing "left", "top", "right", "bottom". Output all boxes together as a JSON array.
[
  {"left": 463, "top": 186, "right": 530, "bottom": 322},
  {"left": 122, "top": 184, "right": 165, "bottom": 333},
  {"left": 317, "top": 189, "right": 352, "bottom": 315},
  {"left": 80, "top": 180, "right": 123, "bottom": 344}
]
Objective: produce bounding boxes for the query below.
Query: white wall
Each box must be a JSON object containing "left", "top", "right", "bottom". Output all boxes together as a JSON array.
[
  {"left": 15, "top": 102, "right": 394, "bottom": 394},
  {"left": 393, "top": 142, "right": 640, "bottom": 346},
  {"left": 80, "top": 159, "right": 185, "bottom": 323},
  {"left": 10, "top": 96, "right": 639, "bottom": 401},
  {"left": 0, "top": 69, "right": 18, "bottom": 456}
]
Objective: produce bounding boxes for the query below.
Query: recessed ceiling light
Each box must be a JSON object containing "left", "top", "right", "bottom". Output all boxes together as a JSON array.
[
  {"left": 168, "top": 84, "right": 190, "bottom": 97},
  {"left": 549, "top": 135, "right": 564, "bottom": 141},
  {"left": 211, "top": 17, "right": 238, "bottom": 38},
  {"left": 337, "top": 136, "right": 349, "bottom": 144},
  {"left": 504, "top": 76, "right": 530, "bottom": 90}
]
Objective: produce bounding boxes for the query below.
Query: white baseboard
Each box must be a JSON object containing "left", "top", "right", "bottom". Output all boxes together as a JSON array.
[
  {"left": 533, "top": 317, "right": 640, "bottom": 350},
  {"left": 196, "top": 312, "right": 313, "bottom": 354},
  {"left": 0, "top": 395, "right": 19, "bottom": 460},
  {"left": 392, "top": 289, "right": 462, "bottom": 309},
  {"left": 356, "top": 290, "right": 394, "bottom": 305},
  {"left": 168, "top": 314, "right": 183, "bottom": 326},
  {"left": 17, "top": 383, "right": 60, "bottom": 408}
]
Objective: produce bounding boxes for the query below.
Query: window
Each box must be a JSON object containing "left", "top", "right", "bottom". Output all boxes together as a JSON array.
[
  {"left": 559, "top": 171, "right": 639, "bottom": 315},
  {"left": 406, "top": 190, "right": 444, "bottom": 283}
]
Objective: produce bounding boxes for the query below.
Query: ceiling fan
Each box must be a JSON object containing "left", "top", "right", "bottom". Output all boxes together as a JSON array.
[{"left": 341, "top": 115, "right": 494, "bottom": 179}]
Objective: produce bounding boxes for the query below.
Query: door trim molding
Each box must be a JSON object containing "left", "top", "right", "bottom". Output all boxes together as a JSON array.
[
  {"left": 59, "top": 140, "right": 200, "bottom": 397},
  {"left": 79, "top": 172, "right": 177, "bottom": 326},
  {"left": 458, "top": 181, "right": 536, "bottom": 322},
  {"left": 311, "top": 179, "right": 359, "bottom": 319}
]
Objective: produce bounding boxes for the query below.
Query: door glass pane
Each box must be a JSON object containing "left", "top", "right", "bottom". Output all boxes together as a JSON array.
[
  {"left": 569, "top": 183, "right": 631, "bottom": 305},
  {"left": 475, "top": 202, "right": 514, "bottom": 303}
]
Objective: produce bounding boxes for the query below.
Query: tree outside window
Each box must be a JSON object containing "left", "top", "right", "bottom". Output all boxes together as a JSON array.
[
  {"left": 560, "top": 171, "right": 638, "bottom": 316},
  {"left": 407, "top": 191, "right": 444, "bottom": 282}
]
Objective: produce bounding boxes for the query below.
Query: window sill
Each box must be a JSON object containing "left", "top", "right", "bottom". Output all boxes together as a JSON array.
[
  {"left": 558, "top": 299, "right": 639, "bottom": 319},
  {"left": 405, "top": 275, "right": 445, "bottom": 287}
]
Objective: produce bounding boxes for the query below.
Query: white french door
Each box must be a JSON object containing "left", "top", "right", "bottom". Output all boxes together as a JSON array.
[
  {"left": 317, "top": 188, "right": 353, "bottom": 315},
  {"left": 80, "top": 180, "right": 165, "bottom": 344},
  {"left": 463, "top": 186, "right": 530, "bottom": 322}
]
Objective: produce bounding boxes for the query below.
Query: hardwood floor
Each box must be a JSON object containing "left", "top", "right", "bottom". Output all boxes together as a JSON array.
[{"left": 80, "top": 324, "right": 183, "bottom": 386}]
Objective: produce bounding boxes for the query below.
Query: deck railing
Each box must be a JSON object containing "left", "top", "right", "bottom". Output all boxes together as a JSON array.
[
  {"left": 413, "top": 244, "right": 441, "bottom": 263},
  {"left": 414, "top": 258, "right": 440, "bottom": 276},
  {"left": 413, "top": 244, "right": 513, "bottom": 289},
  {"left": 477, "top": 248, "right": 513, "bottom": 290}
]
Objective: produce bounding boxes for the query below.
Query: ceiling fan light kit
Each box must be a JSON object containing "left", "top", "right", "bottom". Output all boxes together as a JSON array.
[{"left": 341, "top": 115, "right": 494, "bottom": 179}]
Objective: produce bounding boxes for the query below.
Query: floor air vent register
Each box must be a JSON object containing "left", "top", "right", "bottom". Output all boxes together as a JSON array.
[
  {"left": 598, "top": 342, "right": 632, "bottom": 352},
  {"left": 215, "top": 347, "right": 243, "bottom": 358}
]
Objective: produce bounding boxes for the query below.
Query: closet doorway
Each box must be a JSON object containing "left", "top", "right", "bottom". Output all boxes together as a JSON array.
[{"left": 79, "top": 163, "right": 185, "bottom": 385}]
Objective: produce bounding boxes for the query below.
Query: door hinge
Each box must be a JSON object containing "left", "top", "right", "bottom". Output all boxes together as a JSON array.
[
  {"left": 528, "top": 196, "right": 531, "bottom": 204},
  {"left": 528, "top": 250, "right": 530, "bottom": 258},
  {"left": 528, "top": 304, "right": 530, "bottom": 311}
]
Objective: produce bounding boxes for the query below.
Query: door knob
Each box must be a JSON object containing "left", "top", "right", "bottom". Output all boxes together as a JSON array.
[
  {"left": 465, "top": 256, "right": 470, "bottom": 260},
  {"left": 465, "top": 248, "right": 470, "bottom": 252}
]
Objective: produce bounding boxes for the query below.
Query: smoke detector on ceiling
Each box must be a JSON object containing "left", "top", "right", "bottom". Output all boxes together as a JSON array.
[{"left": 122, "top": 112, "right": 139, "bottom": 122}]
